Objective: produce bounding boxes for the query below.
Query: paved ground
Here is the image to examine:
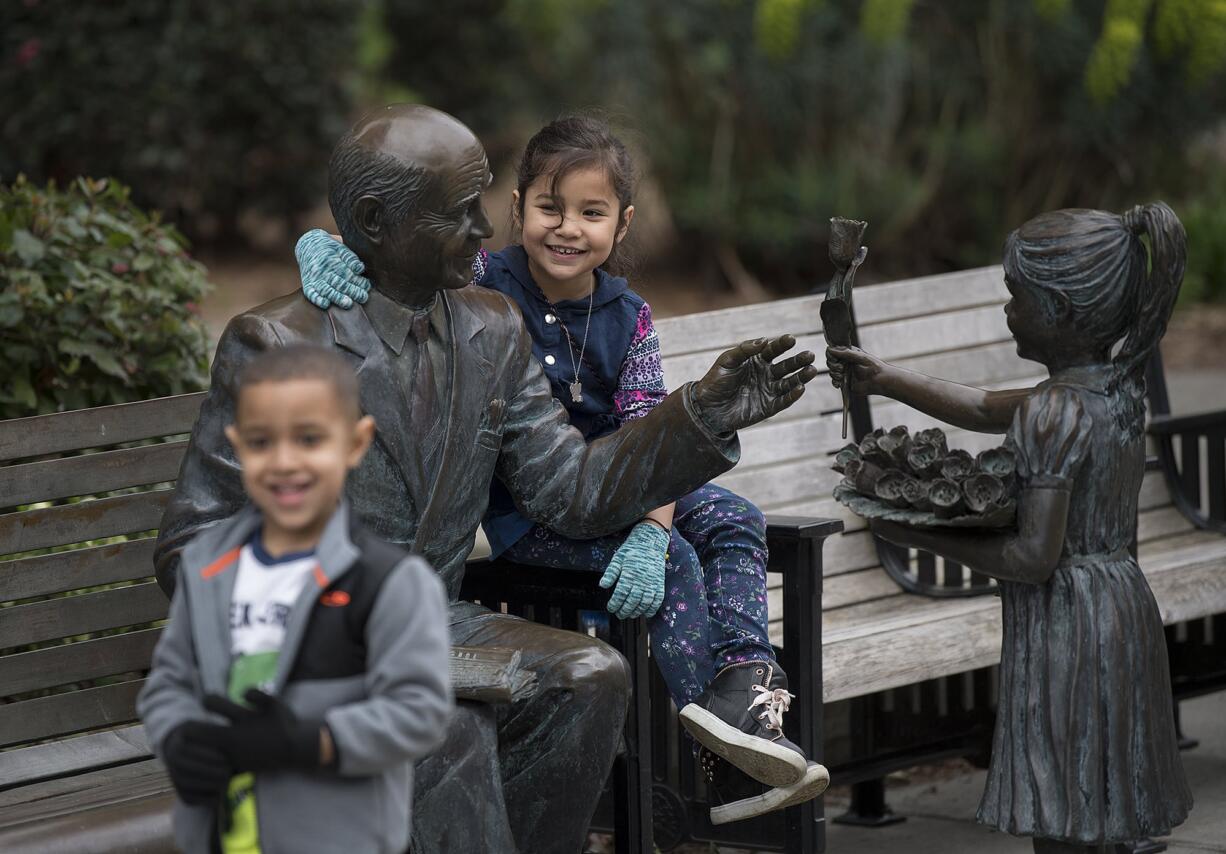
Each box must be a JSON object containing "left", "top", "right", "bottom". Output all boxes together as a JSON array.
[
  {"left": 663, "top": 689, "right": 1226, "bottom": 853},
  {"left": 817, "top": 690, "right": 1226, "bottom": 854}
]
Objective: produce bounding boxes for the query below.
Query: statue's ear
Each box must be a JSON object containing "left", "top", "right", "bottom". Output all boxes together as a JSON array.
[
  {"left": 354, "top": 195, "right": 384, "bottom": 246},
  {"left": 1049, "top": 289, "right": 1073, "bottom": 324}
]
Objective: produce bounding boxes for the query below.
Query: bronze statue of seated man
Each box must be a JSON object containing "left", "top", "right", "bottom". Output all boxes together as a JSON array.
[{"left": 155, "top": 104, "right": 817, "bottom": 853}]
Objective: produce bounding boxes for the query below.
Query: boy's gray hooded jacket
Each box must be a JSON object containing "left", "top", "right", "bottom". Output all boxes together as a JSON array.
[{"left": 137, "top": 501, "right": 452, "bottom": 854}]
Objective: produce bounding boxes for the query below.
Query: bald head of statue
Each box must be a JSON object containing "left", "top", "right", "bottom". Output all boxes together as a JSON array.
[{"left": 327, "top": 104, "right": 494, "bottom": 309}]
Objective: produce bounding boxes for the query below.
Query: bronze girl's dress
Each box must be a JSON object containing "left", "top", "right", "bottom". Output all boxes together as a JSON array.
[{"left": 978, "top": 368, "right": 1192, "bottom": 843}]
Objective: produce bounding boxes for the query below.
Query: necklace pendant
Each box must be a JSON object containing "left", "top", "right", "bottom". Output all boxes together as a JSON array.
[{"left": 569, "top": 381, "right": 583, "bottom": 403}]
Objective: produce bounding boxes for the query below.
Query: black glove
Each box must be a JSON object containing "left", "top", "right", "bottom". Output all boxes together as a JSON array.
[
  {"left": 202, "top": 689, "right": 321, "bottom": 773},
  {"left": 690, "top": 335, "right": 817, "bottom": 435},
  {"left": 162, "top": 721, "right": 234, "bottom": 805}
]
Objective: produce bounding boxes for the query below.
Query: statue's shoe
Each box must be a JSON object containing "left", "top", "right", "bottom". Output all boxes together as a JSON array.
[
  {"left": 680, "top": 661, "right": 808, "bottom": 787},
  {"left": 700, "top": 748, "right": 830, "bottom": 825}
]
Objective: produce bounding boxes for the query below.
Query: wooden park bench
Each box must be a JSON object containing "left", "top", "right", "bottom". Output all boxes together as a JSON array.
[{"left": 3, "top": 265, "right": 1223, "bottom": 853}]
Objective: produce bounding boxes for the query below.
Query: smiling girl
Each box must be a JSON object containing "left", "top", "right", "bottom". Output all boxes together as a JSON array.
[{"left": 294, "top": 115, "right": 828, "bottom": 823}]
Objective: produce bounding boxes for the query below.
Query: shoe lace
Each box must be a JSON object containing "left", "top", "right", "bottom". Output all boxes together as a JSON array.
[{"left": 748, "top": 684, "right": 794, "bottom": 732}]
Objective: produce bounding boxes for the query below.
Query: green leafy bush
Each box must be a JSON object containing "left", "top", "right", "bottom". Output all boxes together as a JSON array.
[
  {"left": 0, "top": 1, "right": 360, "bottom": 244},
  {"left": 0, "top": 176, "right": 211, "bottom": 418}
]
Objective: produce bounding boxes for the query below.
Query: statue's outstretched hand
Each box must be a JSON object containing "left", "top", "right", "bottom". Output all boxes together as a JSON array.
[
  {"left": 296, "top": 229, "right": 371, "bottom": 310},
  {"left": 691, "top": 335, "right": 817, "bottom": 435}
]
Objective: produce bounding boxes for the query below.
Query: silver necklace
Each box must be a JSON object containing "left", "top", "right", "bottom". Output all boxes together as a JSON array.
[{"left": 560, "top": 287, "right": 595, "bottom": 403}]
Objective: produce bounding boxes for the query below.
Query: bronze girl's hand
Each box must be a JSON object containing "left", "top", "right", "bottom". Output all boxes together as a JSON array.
[{"left": 826, "top": 345, "right": 886, "bottom": 396}]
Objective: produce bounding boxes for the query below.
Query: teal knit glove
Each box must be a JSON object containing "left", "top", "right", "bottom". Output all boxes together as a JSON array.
[
  {"left": 601, "top": 522, "right": 670, "bottom": 619},
  {"left": 296, "top": 229, "right": 371, "bottom": 309}
]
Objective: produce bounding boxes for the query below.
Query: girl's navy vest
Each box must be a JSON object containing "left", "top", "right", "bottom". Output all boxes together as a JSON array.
[{"left": 480, "top": 246, "right": 644, "bottom": 556}]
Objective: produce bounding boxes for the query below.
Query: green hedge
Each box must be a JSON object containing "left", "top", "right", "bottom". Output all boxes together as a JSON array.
[{"left": 0, "top": 176, "right": 211, "bottom": 418}]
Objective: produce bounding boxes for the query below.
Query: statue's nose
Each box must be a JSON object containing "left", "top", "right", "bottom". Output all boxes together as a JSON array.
[{"left": 472, "top": 205, "right": 494, "bottom": 240}]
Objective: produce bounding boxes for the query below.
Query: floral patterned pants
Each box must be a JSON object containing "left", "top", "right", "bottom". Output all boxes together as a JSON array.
[{"left": 502, "top": 483, "right": 773, "bottom": 708}]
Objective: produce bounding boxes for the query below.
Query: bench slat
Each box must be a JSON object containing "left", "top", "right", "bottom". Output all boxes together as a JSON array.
[
  {"left": 0, "top": 441, "right": 188, "bottom": 509},
  {"left": 0, "top": 583, "right": 167, "bottom": 650},
  {"left": 1138, "top": 505, "right": 1195, "bottom": 543},
  {"left": 0, "top": 490, "right": 172, "bottom": 556},
  {"left": 819, "top": 531, "right": 1226, "bottom": 703},
  {"left": 0, "top": 680, "right": 145, "bottom": 749},
  {"left": 0, "top": 728, "right": 153, "bottom": 793},
  {"left": 852, "top": 267, "right": 1005, "bottom": 326},
  {"left": 0, "top": 749, "right": 159, "bottom": 803},
  {"left": 767, "top": 567, "right": 898, "bottom": 622},
  {"left": 0, "top": 538, "right": 158, "bottom": 603},
  {"left": 822, "top": 599, "right": 1000, "bottom": 702},
  {"left": 821, "top": 567, "right": 906, "bottom": 610},
  {"left": 714, "top": 457, "right": 839, "bottom": 511},
  {"left": 737, "top": 412, "right": 836, "bottom": 469},
  {"left": 858, "top": 304, "right": 1012, "bottom": 365},
  {"left": 0, "top": 393, "right": 204, "bottom": 463},
  {"left": 0, "top": 763, "right": 172, "bottom": 845},
  {"left": 655, "top": 296, "right": 823, "bottom": 359},
  {"left": 650, "top": 266, "right": 1005, "bottom": 360},
  {"left": 0, "top": 629, "right": 162, "bottom": 698}
]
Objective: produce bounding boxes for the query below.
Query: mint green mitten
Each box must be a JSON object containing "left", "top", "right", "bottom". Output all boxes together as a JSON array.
[
  {"left": 295, "top": 228, "right": 370, "bottom": 309},
  {"left": 600, "top": 522, "right": 670, "bottom": 619}
]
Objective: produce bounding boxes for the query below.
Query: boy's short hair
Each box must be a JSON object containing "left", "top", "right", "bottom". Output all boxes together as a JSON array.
[{"left": 235, "top": 345, "right": 362, "bottom": 420}]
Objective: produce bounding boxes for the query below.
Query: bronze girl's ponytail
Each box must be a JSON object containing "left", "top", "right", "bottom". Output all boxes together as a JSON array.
[{"left": 1107, "top": 202, "right": 1186, "bottom": 435}]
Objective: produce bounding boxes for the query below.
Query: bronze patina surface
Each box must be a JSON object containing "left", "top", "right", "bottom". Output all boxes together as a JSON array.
[{"left": 828, "top": 203, "right": 1192, "bottom": 853}]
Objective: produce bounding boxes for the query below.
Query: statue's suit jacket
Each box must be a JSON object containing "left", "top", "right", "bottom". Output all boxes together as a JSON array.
[{"left": 155, "top": 286, "right": 740, "bottom": 620}]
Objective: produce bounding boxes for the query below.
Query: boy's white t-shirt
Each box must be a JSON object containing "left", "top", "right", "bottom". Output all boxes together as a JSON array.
[
  {"left": 231, "top": 541, "right": 317, "bottom": 653},
  {"left": 228, "top": 537, "right": 318, "bottom": 693}
]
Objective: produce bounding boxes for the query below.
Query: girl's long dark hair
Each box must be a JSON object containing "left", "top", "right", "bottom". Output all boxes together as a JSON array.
[{"left": 1002, "top": 202, "right": 1186, "bottom": 436}]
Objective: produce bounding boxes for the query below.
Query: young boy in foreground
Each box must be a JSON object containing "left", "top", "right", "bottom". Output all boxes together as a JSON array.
[{"left": 138, "top": 344, "right": 452, "bottom": 854}]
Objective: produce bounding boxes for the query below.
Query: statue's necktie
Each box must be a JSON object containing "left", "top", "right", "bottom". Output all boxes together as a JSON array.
[{"left": 411, "top": 311, "right": 437, "bottom": 432}]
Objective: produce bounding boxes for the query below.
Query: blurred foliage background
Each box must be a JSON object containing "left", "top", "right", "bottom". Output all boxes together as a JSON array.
[
  {"left": 0, "top": 176, "right": 210, "bottom": 417},
  {"left": 3, "top": 0, "right": 1226, "bottom": 336}
]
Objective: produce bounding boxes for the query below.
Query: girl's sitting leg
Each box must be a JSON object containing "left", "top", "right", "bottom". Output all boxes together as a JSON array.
[
  {"left": 672, "top": 484, "right": 772, "bottom": 668},
  {"left": 672, "top": 485, "right": 829, "bottom": 819},
  {"left": 499, "top": 523, "right": 716, "bottom": 710}
]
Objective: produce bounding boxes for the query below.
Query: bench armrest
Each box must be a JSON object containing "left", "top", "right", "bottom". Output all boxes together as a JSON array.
[
  {"left": 766, "top": 515, "right": 843, "bottom": 575},
  {"left": 1148, "top": 408, "right": 1226, "bottom": 435},
  {"left": 1146, "top": 409, "right": 1226, "bottom": 534},
  {"left": 766, "top": 515, "right": 844, "bottom": 540}
]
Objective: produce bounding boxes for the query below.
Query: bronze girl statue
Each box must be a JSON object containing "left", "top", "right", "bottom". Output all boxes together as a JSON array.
[{"left": 828, "top": 203, "right": 1193, "bottom": 853}]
